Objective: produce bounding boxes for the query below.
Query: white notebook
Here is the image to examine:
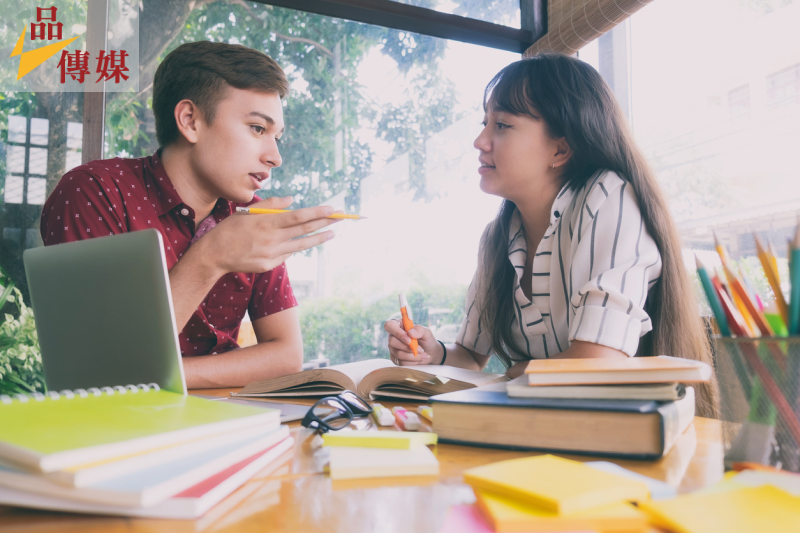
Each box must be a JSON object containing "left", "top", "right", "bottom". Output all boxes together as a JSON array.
[{"left": 328, "top": 445, "right": 439, "bottom": 480}]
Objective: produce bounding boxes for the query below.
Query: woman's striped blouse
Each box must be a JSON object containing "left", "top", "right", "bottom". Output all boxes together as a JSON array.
[{"left": 457, "top": 170, "right": 663, "bottom": 360}]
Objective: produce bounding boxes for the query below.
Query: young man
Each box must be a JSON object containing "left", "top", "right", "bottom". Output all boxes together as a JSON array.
[{"left": 40, "top": 41, "right": 338, "bottom": 388}]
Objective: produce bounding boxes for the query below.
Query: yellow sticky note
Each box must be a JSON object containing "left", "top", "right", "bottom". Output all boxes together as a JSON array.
[{"left": 322, "top": 430, "right": 437, "bottom": 449}]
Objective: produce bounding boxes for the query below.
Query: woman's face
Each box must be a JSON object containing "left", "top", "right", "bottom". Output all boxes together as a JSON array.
[{"left": 473, "top": 106, "right": 565, "bottom": 202}]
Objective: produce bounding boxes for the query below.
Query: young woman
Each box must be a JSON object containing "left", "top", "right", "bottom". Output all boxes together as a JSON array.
[{"left": 384, "top": 53, "right": 719, "bottom": 418}]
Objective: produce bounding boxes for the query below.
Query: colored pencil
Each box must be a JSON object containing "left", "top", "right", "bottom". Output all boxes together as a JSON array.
[
  {"left": 696, "top": 256, "right": 731, "bottom": 336},
  {"left": 790, "top": 223, "right": 800, "bottom": 335},
  {"left": 711, "top": 275, "right": 749, "bottom": 337},
  {"left": 723, "top": 264, "right": 775, "bottom": 337},
  {"left": 716, "top": 272, "right": 755, "bottom": 337},
  {"left": 755, "top": 234, "right": 789, "bottom": 327},
  {"left": 714, "top": 234, "right": 761, "bottom": 334},
  {"left": 235, "top": 206, "right": 366, "bottom": 220}
]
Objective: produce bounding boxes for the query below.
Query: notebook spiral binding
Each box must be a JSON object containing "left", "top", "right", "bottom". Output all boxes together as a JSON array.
[{"left": 0, "top": 383, "right": 161, "bottom": 405}]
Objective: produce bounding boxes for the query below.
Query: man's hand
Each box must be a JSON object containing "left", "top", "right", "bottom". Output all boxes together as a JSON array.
[
  {"left": 169, "top": 196, "right": 340, "bottom": 333},
  {"left": 196, "top": 196, "right": 341, "bottom": 279}
]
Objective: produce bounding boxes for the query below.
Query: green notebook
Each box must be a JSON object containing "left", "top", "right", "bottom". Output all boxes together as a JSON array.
[{"left": 0, "top": 386, "right": 279, "bottom": 473}]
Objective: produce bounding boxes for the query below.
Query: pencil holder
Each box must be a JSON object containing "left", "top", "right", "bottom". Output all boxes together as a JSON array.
[{"left": 714, "top": 336, "right": 800, "bottom": 472}]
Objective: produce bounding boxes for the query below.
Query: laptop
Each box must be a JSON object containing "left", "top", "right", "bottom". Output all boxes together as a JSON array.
[{"left": 23, "top": 229, "right": 186, "bottom": 394}]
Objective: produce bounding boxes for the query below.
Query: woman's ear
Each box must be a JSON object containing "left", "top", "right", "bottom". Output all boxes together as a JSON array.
[
  {"left": 554, "top": 137, "right": 573, "bottom": 168},
  {"left": 173, "top": 99, "right": 201, "bottom": 144}
]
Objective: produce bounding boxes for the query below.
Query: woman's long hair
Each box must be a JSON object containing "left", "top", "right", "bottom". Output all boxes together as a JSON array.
[{"left": 477, "top": 53, "right": 719, "bottom": 418}]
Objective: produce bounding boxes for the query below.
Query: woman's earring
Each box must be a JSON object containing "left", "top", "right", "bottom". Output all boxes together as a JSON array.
[{"left": 552, "top": 162, "right": 556, "bottom": 169}]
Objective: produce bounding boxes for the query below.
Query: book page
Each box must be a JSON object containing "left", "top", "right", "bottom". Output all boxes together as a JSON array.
[
  {"left": 327, "top": 359, "right": 395, "bottom": 389},
  {"left": 407, "top": 365, "right": 507, "bottom": 386}
]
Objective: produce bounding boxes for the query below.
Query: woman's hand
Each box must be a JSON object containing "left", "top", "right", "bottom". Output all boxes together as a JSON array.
[{"left": 384, "top": 319, "right": 442, "bottom": 366}]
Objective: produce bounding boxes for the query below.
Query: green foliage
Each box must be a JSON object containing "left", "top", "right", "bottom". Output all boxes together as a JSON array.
[
  {"left": 105, "top": 90, "right": 150, "bottom": 158},
  {"left": 0, "top": 267, "right": 44, "bottom": 395},
  {"left": 99, "top": 1, "right": 457, "bottom": 210},
  {"left": 299, "top": 284, "right": 467, "bottom": 365}
]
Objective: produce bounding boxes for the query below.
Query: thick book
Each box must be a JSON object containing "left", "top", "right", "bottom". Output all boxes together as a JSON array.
[
  {"left": 0, "top": 426, "right": 290, "bottom": 508},
  {"left": 0, "top": 436, "right": 294, "bottom": 519},
  {"left": 430, "top": 386, "right": 696, "bottom": 459},
  {"left": 525, "top": 355, "right": 712, "bottom": 386},
  {"left": 505, "top": 375, "right": 686, "bottom": 401},
  {"left": 233, "top": 358, "right": 507, "bottom": 401},
  {"left": 0, "top": 387, "right": 279, "bottom": 473}
]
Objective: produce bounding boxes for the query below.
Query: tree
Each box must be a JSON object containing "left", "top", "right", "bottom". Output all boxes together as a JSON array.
[{"left": 0, "top": 0, "right": 464, "bottom": 302}]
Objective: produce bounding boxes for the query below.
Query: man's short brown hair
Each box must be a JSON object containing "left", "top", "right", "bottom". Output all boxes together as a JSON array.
[{"left": 152, "top": 41, "right": 289, "bottom": 147}]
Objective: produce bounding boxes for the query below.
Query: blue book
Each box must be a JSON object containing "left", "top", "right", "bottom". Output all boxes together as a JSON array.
[{"left": 430, "top": 386, "right": 695, "bottom": 459}]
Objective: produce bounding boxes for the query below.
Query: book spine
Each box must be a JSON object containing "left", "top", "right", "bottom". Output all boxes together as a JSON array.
[{"left": 0, "top": 383, "right": 161, "bottom": 404}]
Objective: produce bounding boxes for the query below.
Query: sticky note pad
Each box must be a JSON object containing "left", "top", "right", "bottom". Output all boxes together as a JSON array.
[
  {"left": 322, "top": 430, "right": 437, "bottom": 449},
  {"left": 585, "top": 461, "right": 676, "bottom": 500},
  {"left": 463, "top": 455, "right": 649, "bottom": 514},
  {"left": 638, "top": 485, "right": 800, "bottom": 533},
  {"left": 474, "top": 489, "right": 647, "bottom": 533},
  {"left": 328, "top": 446, "right": 439, "bottom": 480}
]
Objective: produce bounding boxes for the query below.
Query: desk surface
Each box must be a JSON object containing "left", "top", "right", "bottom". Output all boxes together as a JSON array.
[{"left": 0, "top": 389, "right": 726, "bottom": 533}]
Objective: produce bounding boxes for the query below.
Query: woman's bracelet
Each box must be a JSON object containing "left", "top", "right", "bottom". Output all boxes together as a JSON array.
[{"left": 437, "top": 340, "right": 447, "bottom": 365}]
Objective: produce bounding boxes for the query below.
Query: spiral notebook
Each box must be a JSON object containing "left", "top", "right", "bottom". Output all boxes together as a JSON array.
[{"left": 0, "top": 385, "right": 279, "bottom": 473}]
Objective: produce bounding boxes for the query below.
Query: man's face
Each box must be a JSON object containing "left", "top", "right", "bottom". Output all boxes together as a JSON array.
[{"left": 190, "top": 87, "right": 284, "bottom": 204}]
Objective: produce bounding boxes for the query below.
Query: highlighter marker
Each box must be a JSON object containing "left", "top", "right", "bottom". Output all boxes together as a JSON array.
[
  {"left": 392, "top": 406, "right": 420, "bottom": 431},
  {"left": 398, "top": 293, "right": 418, "bottom": 357},
  {"left": 371, "top": 403, "right": 396, "bottom": 426},
  {"left": 417, "top": 405, "right": 433, "bottom": 423}
]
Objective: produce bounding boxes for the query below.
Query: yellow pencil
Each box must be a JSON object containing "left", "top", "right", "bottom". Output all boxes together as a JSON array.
[
  {"left": 754, "top": 234, "right": 789, "bottom": 326},
  {"left": 767, "top": 241, "right": 780, "bottom": 277},
  {"left": 235, "top": 206, "right": 366, "bottom": 220}
]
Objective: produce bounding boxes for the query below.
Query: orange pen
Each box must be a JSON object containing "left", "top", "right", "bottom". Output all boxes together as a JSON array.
[{"left": 398, "top": 293, "right": 418, "bottom": 357}]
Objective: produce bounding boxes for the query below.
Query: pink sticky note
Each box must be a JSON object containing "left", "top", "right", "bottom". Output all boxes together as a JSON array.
[
  {"left": 438, "top": 505, "right": 494, "bottom": 533},
  {"left": 438, "top": 504, "right": 599, "bottom": 533}
]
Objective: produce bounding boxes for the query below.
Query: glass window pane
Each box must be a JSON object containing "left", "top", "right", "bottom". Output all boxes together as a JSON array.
[
  {"left": 26, "top": 178, "right": 47, "bottom": 205},
  {"left": 578, "top": 0, "right": 800, "bottom": 317},
  {"left": 28, "top": 148, "right": 48, "bottom": 175},
  {"left": 112, "top": 3, "right": 518, "bottom": 368},
  {"left": 3, "top": 176, "right": 24, "bottom": 204},
  {"left": 6, "top": 145, "right": 26, "bottom": 173},
  {"left": 1, "top": 92, "right": 86, "bottom": 307},
  {"left": 387, "top": 0, "right": 521, "bottom": 28},
  {"left": 30, "top": 118, "right": 49, "bottom": 146},
  {"left": 66, "top": 122, "right": 83, "bottom": 149},
  {"left": 8, "top": 115, "right": 26, "bottom": 143}
]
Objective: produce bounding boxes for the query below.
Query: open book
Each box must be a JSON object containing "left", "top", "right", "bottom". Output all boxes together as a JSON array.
[{"left": 232, "top": 359, "right": 508, "bottom": 401}]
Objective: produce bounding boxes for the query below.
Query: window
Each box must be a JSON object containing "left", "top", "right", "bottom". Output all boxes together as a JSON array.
[
  {"left": 727, "top": 85, "right": 750, "bottom": 119},
  {"left": 0, "top": 92, "right": 86, "bottom": 297},
  {"left": 767, "top": 63, "right": 800, "bottom": 109},
  {"left": 103, "top": 2, "right": 517, "bottom": 369},
  {"left": 579, "top": 0, "right": 800, "bottom": 315}
]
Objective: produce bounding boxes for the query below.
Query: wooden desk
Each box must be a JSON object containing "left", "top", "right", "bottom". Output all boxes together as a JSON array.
[{"left": 0, "top": 389, "right": 726, "bottom": 533}]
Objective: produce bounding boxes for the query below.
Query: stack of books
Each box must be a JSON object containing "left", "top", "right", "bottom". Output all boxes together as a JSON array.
[
  {"left": 432, "top": 355, "right": 712, "bottom": 459},
  {"left": 0, "top": 386, "right": 294, "bottom": 518}
]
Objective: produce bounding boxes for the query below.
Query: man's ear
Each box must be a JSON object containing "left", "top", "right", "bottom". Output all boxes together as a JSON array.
[
  {"left": 554, "top": 137, "right": 573, "bottom": 167},
  {"left": 173, "top": 99, "right": 202, "bottom": 144}
]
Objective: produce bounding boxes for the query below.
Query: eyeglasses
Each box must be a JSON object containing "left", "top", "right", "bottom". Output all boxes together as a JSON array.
[{"left": 301, "top": 390, "right": 373, "bottom": 433}]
